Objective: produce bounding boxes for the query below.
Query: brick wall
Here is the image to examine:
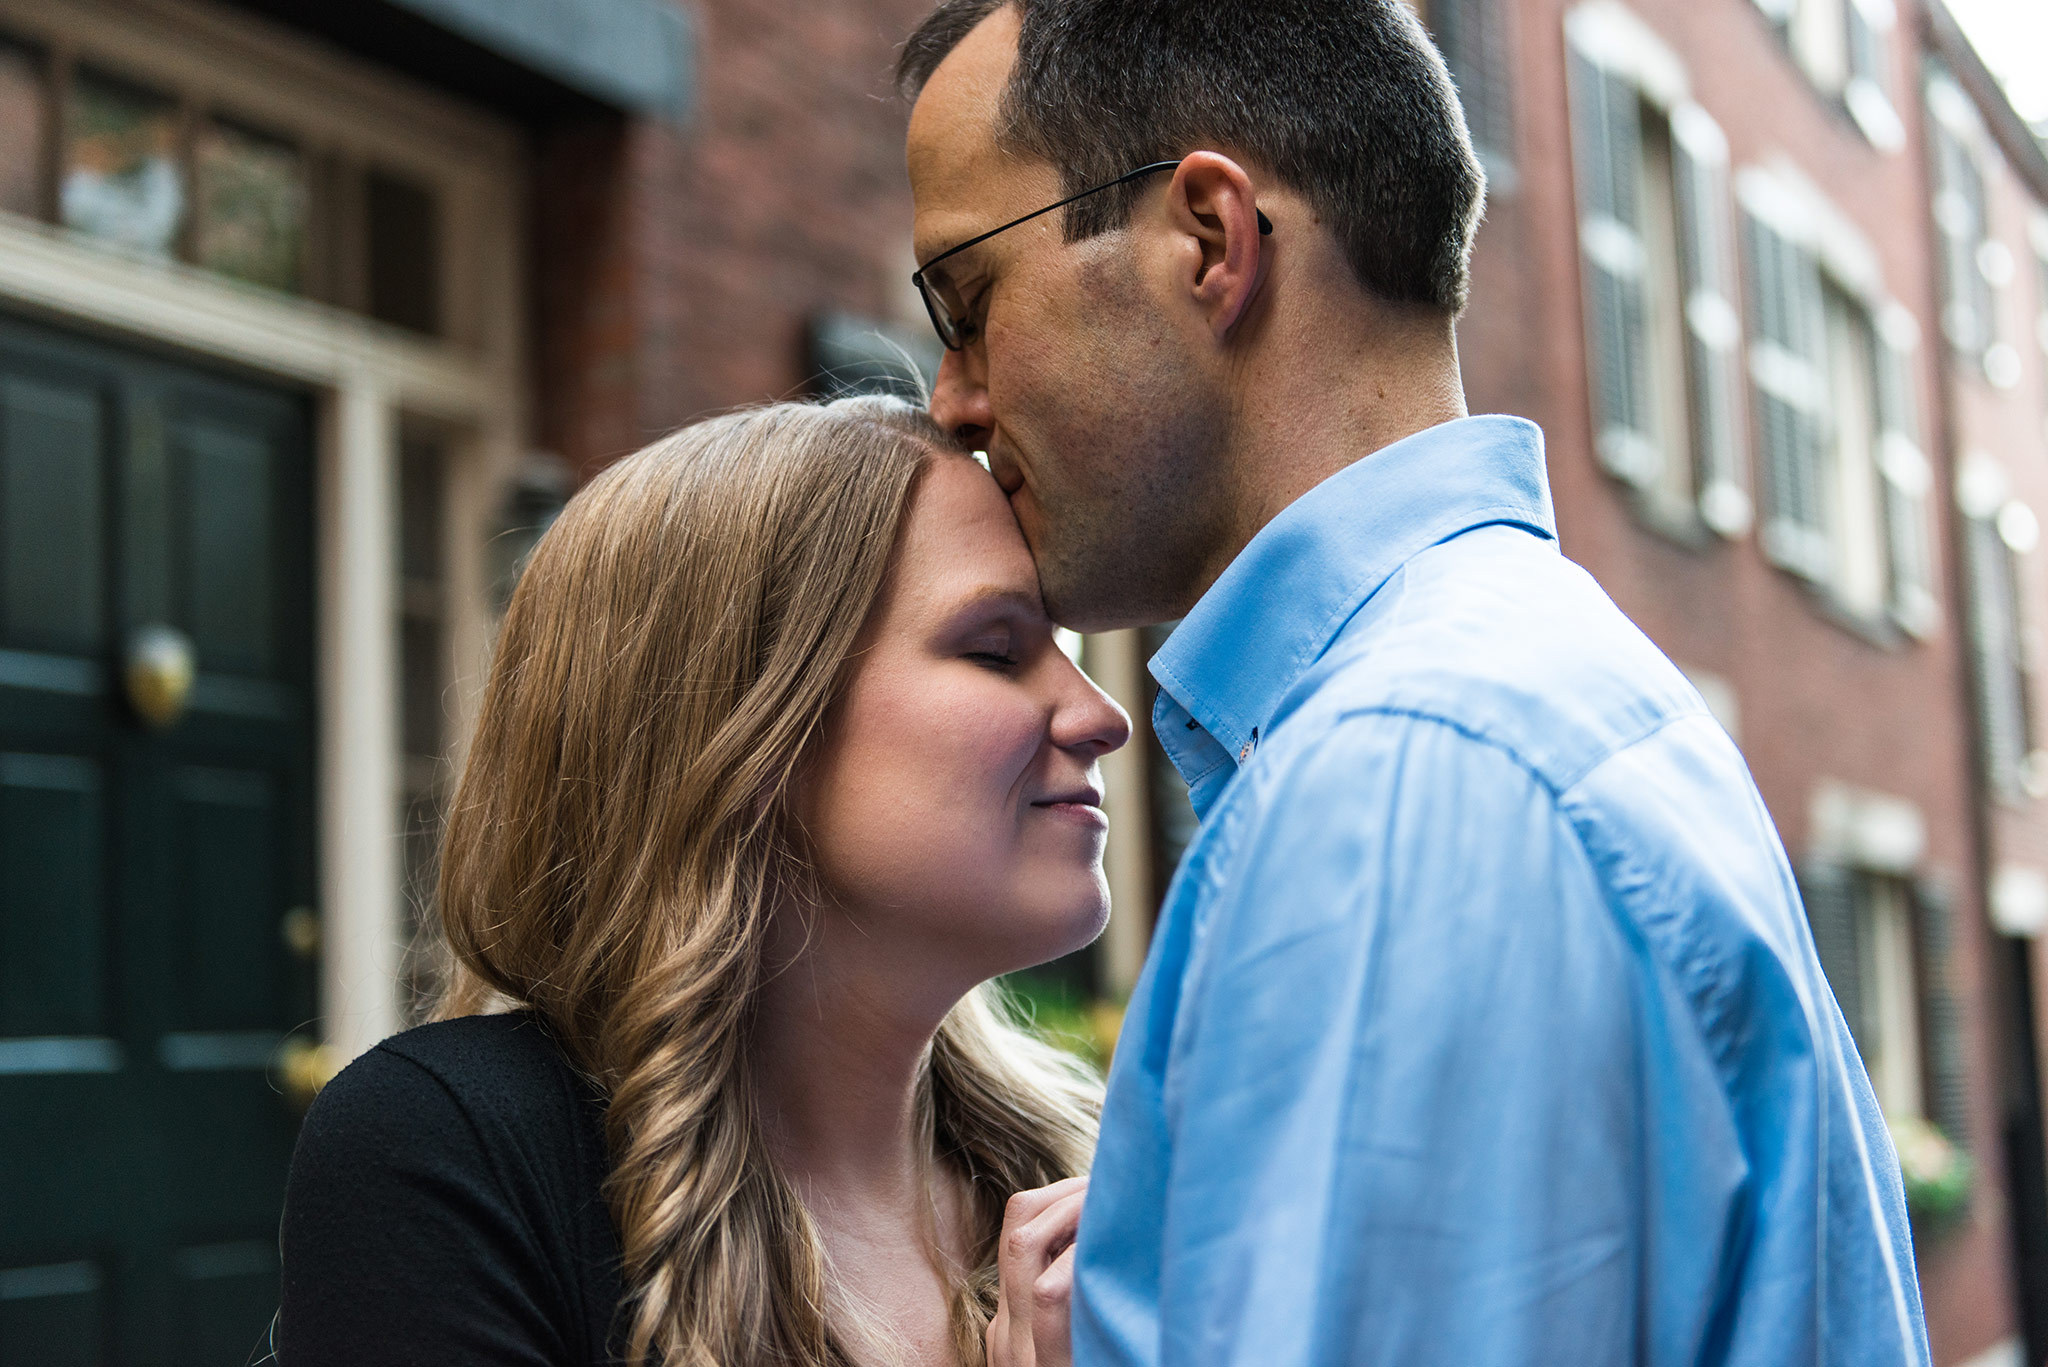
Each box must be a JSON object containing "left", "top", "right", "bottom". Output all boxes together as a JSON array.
[{"left": 531, "top": 0, "right": 935, "bottom": 480}]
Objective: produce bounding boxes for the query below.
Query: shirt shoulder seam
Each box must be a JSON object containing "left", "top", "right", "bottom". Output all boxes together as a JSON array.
[{"left": 1321, "top": 700, "right": 1706, "bottom": 798}]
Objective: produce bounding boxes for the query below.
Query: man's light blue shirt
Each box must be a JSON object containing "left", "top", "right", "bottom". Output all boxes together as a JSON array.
[{"left": 1071, "top": 416, "right": 1928, "bottom": 1367}]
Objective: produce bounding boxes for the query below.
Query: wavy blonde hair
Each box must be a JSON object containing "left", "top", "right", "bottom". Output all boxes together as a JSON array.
[{"left": 433, "top": 396, "right": 1102, "bottom": 1366}]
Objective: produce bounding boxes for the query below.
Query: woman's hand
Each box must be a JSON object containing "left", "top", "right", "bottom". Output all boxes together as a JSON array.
[{"left": 986, "top": 1176, "right": 1089, "bottom": 1367}]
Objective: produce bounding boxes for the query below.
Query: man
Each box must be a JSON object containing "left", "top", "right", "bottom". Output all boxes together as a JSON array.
[{"left": 898, "top": 2, "right": 1927, "bottom": 1364}]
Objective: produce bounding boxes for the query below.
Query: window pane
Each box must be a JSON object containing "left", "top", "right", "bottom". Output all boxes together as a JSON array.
[
  {"left": 366, "top": 169, "right": 440, "bottom": 336},
  {"left": 62, "top": 68, "right": 183, "bottom": 256},
  {"left": 194, "top": 119, "right": 304, "bottom": 293},
  {"left": 0, "top": 38, "right": 46, "bottom": 219}
]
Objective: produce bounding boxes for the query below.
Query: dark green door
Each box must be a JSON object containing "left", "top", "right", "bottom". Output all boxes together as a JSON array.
[{"left": 0, "top": 314, "right": 316, "bottom": 1367}]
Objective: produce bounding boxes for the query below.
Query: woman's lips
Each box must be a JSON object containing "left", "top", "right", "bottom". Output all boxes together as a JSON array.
[
  {"left": 1036, "top": 801, "right": 1109, "bottom": 829},
  {"left": 1033, "top": 788, "right": 1107, "bottom": 828}
]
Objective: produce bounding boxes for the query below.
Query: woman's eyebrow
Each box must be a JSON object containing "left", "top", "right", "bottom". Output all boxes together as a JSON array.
[{"left": 936, "top": 585, "right": 1042, "bottom": 629}]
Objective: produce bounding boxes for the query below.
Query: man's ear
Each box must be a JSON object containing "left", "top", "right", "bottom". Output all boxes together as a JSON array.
[{"left": 1164, "top": 152, "right": 1268, "bottom": 341}]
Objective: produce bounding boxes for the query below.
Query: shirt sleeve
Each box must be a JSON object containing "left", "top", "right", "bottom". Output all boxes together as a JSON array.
[
  {"left": 278, "top": 1045, "right": 571, "bottom": 1367},
  {"left": 1151, "top": 711, "right": 1648, "bottom": 1367}
]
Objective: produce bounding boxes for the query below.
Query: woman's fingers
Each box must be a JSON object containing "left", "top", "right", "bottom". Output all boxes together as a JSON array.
[
  {"left": 1003, "top": 1176, "right": 1087, "bottom": 1231},
  {"left": 998, "top": 1178, "right": 1088, "bottom": 1290},
  {"left": 1031, "top": 1244, "right": 1077, "bottom": 1366},
  {"left": 991, "top": 1180, "right": 1089, "bottom": 1367}
]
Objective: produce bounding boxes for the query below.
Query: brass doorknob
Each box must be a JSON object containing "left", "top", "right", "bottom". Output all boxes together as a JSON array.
[
  {"left": 125, "top": 624, "right": 196, "bottom": 728},
  {"left": 276, "top": 1036, "right": 340, "bottom": 1111}
]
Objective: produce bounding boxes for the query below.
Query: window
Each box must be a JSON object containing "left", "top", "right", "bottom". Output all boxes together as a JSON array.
[
  {"left": 1408, "top": 0, "right": 1516, "bottom": 183},
  {"left": 1739, "top": 169, "right": 1936, "bottom": 635},
  {"left": 1927, "top": 71, "right": 1999, "bottom": 369},
  {"left": 1755, "top": 0, "right": 1904, "bottom": 150},
  {"left": 2032, "top": 214, "right": 2048, "bottom": 415},
  {"left": 0, "top": 25, "right": 447, "bottom": 335},
  {"left": 1799, "top": 859, "right": 1967, "bottom": 1144},
  {"left": 1958, "top": 453, "right": 2038, "bottom": 798},
  {"left": 1566, "top": 4, "right": 1750, "bottom": 538}
]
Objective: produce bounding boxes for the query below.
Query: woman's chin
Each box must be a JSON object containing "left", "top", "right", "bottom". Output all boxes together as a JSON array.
[{"left": 997, "top": 882, "right": 1112, "bottom": 977}]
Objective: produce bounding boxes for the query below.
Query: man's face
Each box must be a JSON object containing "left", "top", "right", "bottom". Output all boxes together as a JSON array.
[{"left": 906, "top": 7, "right": 1228, "bottom": 631}]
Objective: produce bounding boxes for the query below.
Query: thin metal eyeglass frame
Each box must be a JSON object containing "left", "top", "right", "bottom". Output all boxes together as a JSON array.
[{"left": 910, "top": 159, "right": 1183, "bottom": 351}]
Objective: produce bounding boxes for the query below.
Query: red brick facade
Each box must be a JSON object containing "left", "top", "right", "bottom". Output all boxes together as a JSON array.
[{"left": 532, "top": 0, "right": 935, "bottom": 479}]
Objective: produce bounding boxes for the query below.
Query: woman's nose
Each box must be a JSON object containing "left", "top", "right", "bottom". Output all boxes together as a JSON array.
[{"left": 1051, "top": 656, "right": 1132, "bottom": 758}]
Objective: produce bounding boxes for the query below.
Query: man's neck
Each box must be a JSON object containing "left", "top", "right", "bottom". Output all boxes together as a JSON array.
[{"left": 1192, "top": 308, "right": 1468, "bottom": 609}]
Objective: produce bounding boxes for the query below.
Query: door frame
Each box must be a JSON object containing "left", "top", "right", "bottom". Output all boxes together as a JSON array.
[{"left": 0, "top": 0, "right": 529, "bottom": 1065}]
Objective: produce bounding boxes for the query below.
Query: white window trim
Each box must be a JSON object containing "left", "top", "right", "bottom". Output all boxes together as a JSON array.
[
  {"left": 1568, "top": 4, "right": 1755, "bottom": 536},
  {"left": 1842, "top": 0, "right": 1904, "bottom": 152},
  {"left": 0, "top": 0, "right": 530, "bottom": 1066},
  {"left": 1564, "top": 1, "right": 1689, "bottom": 111},
  {"left": 1810, "top": 780, "right": 1927, "bottom": 876},
  {"left": 1739, "top": 164, "right": 1936, "bottom": 634}
]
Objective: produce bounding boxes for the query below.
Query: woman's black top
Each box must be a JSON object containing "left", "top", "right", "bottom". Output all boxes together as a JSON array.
[{"left": 278, "top": 1012, "right": 627, "bottom": 1365}]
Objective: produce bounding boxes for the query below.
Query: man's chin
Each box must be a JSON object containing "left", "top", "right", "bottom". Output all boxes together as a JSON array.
[{"left": 1038, "top": 560, "right": 1172, "bottom": 634}]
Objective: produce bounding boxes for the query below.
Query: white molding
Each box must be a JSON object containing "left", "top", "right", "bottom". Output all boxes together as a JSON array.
[
  {"left": 1956, "top": 450, "right": 2011, "bottom": 518},
  {"left": 1810, "top": 781, "right": 1926, "bottom": 875},
  {"left": 1739, "top": 160, "right": 1885, "bottom": 300},
  {"left": 319, "top": 378, "right": 405, "bottom": 1060},
  {"left": 1671, "top": 102, "right": 1730, "bottom": 165},
  {"left": 0, "top": 214, "right": 501, "bottom": 418},
  {"left": 1564, "top": 1, "right": 1689, "bottom": 110}
]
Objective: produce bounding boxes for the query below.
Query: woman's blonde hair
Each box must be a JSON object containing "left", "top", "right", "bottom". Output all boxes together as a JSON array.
[{"left": 433, "top": 396, "right": 1101, "bottom": 1366}]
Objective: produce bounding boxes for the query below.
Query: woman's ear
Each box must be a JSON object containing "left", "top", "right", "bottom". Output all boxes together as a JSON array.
[{"left": 1165, "top": 152, "right": 1268, "bottom": 341}]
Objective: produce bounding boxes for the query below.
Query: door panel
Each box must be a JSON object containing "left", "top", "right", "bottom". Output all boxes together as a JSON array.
[
  {"left": 175, "top": 418, "right": 274, "bottom": 677},
  {"left": 0, "top": 752, "right": 108, "bottom": 1038},
  {"left": 0, "top": 374, "right": 106, "bottom": 653},
  {"left": 0, "top": 313, "right": 315, "bottom": 1366},
  {"left": 169, "top": 765, "right": 283, "bottom": 1032},
  {"left": 0, "top": 1260, "right": 107, "bottom": 1367}
]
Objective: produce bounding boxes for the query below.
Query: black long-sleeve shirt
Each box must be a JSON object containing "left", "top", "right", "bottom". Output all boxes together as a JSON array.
[{"left": 278, "top": 1012, "right": 626, "bottom": 1365}]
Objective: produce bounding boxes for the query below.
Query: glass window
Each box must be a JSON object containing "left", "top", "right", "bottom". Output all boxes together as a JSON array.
[
  {"left": 62, "top": 67, "right": 184, "bottom": 256},
  {"left": 0, "top": 38, "right": 46, "bottom": 219},
  {"left": 367, "top": 168, "right": 440, "bottom": 336},
  {"left": 194, "top": 119, "right": 305, "bottom": 293},
  {"left": 1853, "top": 874, "right": 1925, "bottom": 1120},
  {"left": 1821, "top": 281, "right": 1886, "bottom": 617}
]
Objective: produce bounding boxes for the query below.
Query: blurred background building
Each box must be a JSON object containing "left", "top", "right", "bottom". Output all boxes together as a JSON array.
[{"left": 0, "top": 0, "right": 2044, "bottom": 1362}]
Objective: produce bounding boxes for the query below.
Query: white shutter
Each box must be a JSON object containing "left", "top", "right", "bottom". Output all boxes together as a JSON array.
[
  {"left": 1670, "top": 104, "right": 1750, "bottom": 538},
  {"left": 1912, "top": 877, "right": 1970, "bottom": 1151},
  {"left": 1742, "top": 200, "right": 1831, "bottom": 579},
  {"left": 1966, "top": 511, "right": 2029, "bottom": 794},
  {"left": 1843, "top": 0, "right": 1904, "bottom": 151},
  {"left": 1873, "top": 308, "right": 1938, "bottom": 636},
  {"left": 1928, "top": 75, "right": 1992, "bottom": 356},
  {"left": 1799, "top": 862, "right": 1865, "bottom": 1048},
  {"left": 1568, "top": 47, "right": 1659, "bottom": 489},
  {"left": 1433, "top": 0, "right": 1513, "bottom": 172}
]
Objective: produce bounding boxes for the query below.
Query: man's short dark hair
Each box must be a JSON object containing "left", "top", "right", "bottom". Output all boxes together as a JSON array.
[{"left": 899, "top": 0, "right": 1484, "bottom": 313}]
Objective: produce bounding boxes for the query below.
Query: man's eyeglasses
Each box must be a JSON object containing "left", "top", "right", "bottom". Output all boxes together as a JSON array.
[{"left": 911, "top": 159, "right": 1272, "bottom": 351}]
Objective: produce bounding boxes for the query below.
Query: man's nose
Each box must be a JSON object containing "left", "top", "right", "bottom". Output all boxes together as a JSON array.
[{"left": 929, "top": 347, "right": 993, "bottom": 449}]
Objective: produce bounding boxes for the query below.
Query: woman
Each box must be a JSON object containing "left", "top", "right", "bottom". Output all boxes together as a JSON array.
[{"left": 278, "top": 396, "right": 1131, "bottom": 1367}]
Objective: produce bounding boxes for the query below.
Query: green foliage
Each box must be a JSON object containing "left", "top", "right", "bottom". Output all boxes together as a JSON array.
[
  {"left": 1891, "top": 1113, "right": 1973, "bottom": 1228},
  {"left": 998, "top": 972, "right": 1123, "bottom": 1075}
]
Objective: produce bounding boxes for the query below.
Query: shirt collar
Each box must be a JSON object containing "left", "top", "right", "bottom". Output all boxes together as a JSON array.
[{"left": 1150, "top": 415, "right": 1554, "bottom": 790}]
